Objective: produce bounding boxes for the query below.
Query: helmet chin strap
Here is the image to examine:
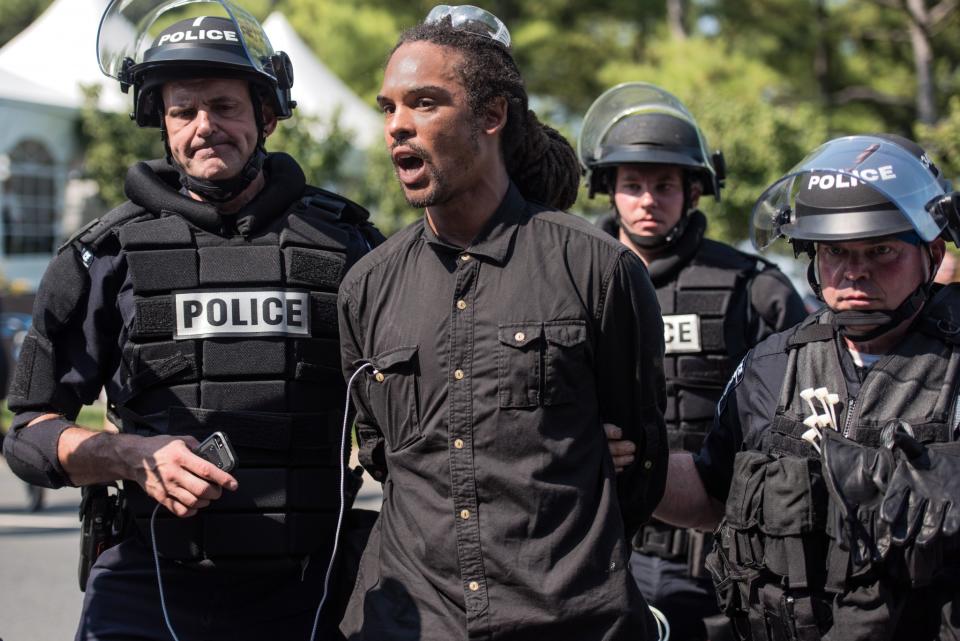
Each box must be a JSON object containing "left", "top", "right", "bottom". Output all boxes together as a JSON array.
[
  {"left": 161, "top": 85, "right": 268, "bottom": 206},
  {"left": 622, "top": 213, "right": 691, "bottom": 250},
  {"left": 808, "top": 245, "right": 938, "bottom": 342},
  {"left": 831, "top": 284, "right": 931, "bottom": 342},
  {"left": 177, "top": 146, "right": 266, "bottom": 204}
]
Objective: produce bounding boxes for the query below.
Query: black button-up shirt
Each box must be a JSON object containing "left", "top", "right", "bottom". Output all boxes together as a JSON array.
[{"left": 338, "top": 184, "right": 667, "bottom": 640}]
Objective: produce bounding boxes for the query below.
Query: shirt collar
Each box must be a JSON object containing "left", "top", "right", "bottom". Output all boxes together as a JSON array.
[{"left": 421, "top": 182, "right": 527, "bottom": 264}]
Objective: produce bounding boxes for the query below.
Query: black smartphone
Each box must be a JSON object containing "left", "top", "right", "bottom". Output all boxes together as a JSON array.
[{"left": 195, "top": 431, "right": 238, "bottom": 473}]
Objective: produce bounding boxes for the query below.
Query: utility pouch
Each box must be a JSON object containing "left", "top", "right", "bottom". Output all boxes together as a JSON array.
[{"left": 78, "top": 483, "right": 123, "bottom": 591}]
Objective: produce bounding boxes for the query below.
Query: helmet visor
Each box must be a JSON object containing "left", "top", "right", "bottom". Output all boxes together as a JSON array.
[
  {"left": 577, "top": 82, "right": 714, "bottom": 175},
  {"left": 97, "top": 0, "right": 275, "bottom": 81},
  {"left": 751, "top": 135, "right": 947, "bottom": 250}
]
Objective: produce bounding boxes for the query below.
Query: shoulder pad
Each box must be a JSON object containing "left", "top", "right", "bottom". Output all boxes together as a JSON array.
[
  {"left": 301, "top": 186, "right": 371, "bottom": 226},
  {"left": 919, "top": 284, "right": 960, "bottom": 343},
  {"left": 697, "top": 239, "right": 768, "bottom": 274},
  {"left": 59, "top": 202, "right": 153, "bottom": 267}
]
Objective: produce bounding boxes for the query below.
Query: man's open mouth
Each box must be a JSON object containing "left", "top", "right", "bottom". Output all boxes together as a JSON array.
[{"left": 393, "top": 150, "right": 428, "bottom": 185}]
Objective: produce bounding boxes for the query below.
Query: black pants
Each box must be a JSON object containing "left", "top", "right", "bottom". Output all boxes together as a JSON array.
[
  {"left": 631, "top": 551, "right": 723, "bottom": 641},
  {"left": 75, "top": 537, "right": 344, "bottom": 641}
]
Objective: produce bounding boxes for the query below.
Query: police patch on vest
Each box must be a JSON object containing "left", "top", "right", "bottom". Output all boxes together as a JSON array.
[
  {"left": 663, "top": 314, "right": 701, "bottom": 353},
  {"left": 174, "top": 290, "right": 310, "bottom": 339}
]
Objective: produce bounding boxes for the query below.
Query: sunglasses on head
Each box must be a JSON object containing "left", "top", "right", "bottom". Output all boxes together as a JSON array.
[{"left": 425, "top": 4, "right": 511, "bottom": 48}]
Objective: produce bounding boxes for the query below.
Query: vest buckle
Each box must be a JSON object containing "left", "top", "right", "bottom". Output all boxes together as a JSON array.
[{"left": 937, "top": 319, "right": 960, "bottom": 335}]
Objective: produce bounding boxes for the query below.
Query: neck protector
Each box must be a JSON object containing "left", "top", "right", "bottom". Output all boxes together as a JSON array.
[
  {"left": 643, "top": 209, "right": 706, "bottom": 284},
  {"left": 124, "top": 152, "right": 305, "bottom": 236},
  {"left": 622, "top": 212, "right": 692, "bottom": 251}
]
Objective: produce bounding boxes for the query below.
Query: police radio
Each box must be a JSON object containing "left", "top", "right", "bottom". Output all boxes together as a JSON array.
[{"left": 194, "top": 431, "right": 237, "bottom": 473}]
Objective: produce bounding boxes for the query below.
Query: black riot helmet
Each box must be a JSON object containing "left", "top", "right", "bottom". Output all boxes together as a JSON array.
[
  {"left": 578, "top": 82, "right": 725, "bottom": 199},
  {"left": 98, "top": 0, "right": 295, "bottom": 128},
  {"left": 751, "top": 134, "right": 960, "bottom": 340},
  {"left": 751, "top": 134, "right": 958, "bottom": 254}
]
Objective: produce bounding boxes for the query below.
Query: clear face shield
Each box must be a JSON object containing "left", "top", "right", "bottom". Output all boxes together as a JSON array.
[
  {"left": 750, "top": 136, "right": 949, "bottom": 251},
  {"left": 577, "top": 82, "right": 715, "bottom": 173},
  {"left": 97, "top": 0, "right": 276, "bottom": 88}
]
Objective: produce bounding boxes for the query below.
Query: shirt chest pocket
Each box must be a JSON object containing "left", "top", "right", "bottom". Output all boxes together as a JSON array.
[
  {"left": 497, "top": 320, "right": 588, "bottom": 409},
  {"left": 365, "top": 345, "right": 423, "bottom": 452}
]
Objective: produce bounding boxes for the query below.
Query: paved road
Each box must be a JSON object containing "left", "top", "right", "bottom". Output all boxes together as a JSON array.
[
  {"left": 0, "top": 452, "right": 382, "bottom": 641},
  {"left": 0, "top": 458, "right": 83, "bottom": 641}
]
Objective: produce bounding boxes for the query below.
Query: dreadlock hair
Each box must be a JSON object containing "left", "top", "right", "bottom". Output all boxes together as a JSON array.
[{"left": 392, "top": 21, "right": 581, "bottom": 211}]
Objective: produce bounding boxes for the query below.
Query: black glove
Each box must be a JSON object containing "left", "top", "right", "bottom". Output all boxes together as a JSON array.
[
  {"left": 880, "top": 432, "right": 960, "bottom": 547},
  {"left": 820, "top": 429, "right": 894, "bottom": 564}
]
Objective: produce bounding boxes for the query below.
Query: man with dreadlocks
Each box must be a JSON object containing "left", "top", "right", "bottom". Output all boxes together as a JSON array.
[
  {"left": 337, "top": 6, "right": 668, "bottom": 640},
  {"left": 580, "top": 83, "right": 806, "bottom": 641}
]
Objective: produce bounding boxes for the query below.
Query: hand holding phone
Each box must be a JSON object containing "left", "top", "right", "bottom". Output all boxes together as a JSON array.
[{"left": 194, "top": 431, "right": 238, "bottom": 473}]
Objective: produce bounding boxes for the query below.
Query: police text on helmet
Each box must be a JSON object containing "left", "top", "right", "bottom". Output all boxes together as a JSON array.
[
  {"left": 807, "top": 166, "right": 897, "bottom": 190},
  {"left": 156, "top": 30, "right": 238, "bottom": 46}
]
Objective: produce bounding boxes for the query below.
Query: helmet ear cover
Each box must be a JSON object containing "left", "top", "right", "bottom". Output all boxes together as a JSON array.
[
  {"left": 929, "top": 192, "right": 960, "bottom": 248},
  {"left": 791, "top": 238, "right": 816, "bottom": 259}
]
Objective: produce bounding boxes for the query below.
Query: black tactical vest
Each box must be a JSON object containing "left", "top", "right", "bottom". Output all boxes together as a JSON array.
[
  {"left": 76, "top": 155, "right": 376, "bottom": 563},
  {"left": 601, "top": 210, "right": 770, "bottom": 453},
  {"left": 765, "top": 298, "right": 960, "bottom": 457},
  {"left": 708, "top": 286, "right": 960, "bottom": 641},
  {"left": 655, "top": 239, "right": 762, "bottom": 452}
]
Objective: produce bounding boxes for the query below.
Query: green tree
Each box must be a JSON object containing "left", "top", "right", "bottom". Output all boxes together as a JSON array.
[
  {"left": 917, "top": 95, "right": 960, "bottom": 179},
  {"left": 268, "top": 111, "right": 353, "bottom": 188},
  {"left": 347, "top": 145, "right": 419, "bottom": 235},
  {"left": 277, "top": 0, "right": 406, "bottom": 105},
  {"left": 0, "top": 0, "right": 53, "bottom": 48},
  {"left": 77, "top": 86, "right": 163, "bottom": 208},
  {"left": 596, "top": 35, "right": 828, "bottom": 241}
]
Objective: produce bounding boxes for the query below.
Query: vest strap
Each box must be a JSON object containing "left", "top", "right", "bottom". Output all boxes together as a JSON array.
[{"left": 788, "top": 324, "right": 835, "bottom": 348}]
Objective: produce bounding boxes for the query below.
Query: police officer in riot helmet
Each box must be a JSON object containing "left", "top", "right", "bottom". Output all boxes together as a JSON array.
[
  {"left": 580, "top": 82, "right": 806, "bottom": 641},
  {"left": 1, "top": 1, "right": 381, "bottom": 639},
  {"left": 654, "top": 133, "right": 960, "bottom": 641}
]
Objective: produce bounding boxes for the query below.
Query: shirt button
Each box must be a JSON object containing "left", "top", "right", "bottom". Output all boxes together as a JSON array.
[
  {"left": 460, "top": 254, "right": 472, "bottom": 262},
  {"left": 514, "top": 331, "right": 525, "bottom": 342},
  {"left": 644, "top": 460, "right": 653, "bottom": 470},
  {"left": 454, "top": 369, "right": 464, "bottom": 380},
  {"left": 374, "top": 372, "right": 385, "bottom": 383},
  {"left": 456, "top": 299, "right": 467, "bottom": 310},
  {"left": 460, "top": 509, "right": 471, "bottom": 520},
  {"left": 454, "top": 438, "right": 465, "bottom": 449},
  {"left": 468, "top": 581, "right": 480, "bottom": 592}
]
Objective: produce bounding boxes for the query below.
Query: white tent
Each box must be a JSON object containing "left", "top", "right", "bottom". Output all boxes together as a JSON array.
[
  {"left": 262, "top": 12, "right": 381, "bottom": 148},
  {"left": 0, "top": 0, "right": 128, "bottom": 113},
  {"left": 0, "top": 1, "right": 381, "bottom": 142},
  {"left": 0, "top": 3, "right": 381, "bottom": 289}
]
